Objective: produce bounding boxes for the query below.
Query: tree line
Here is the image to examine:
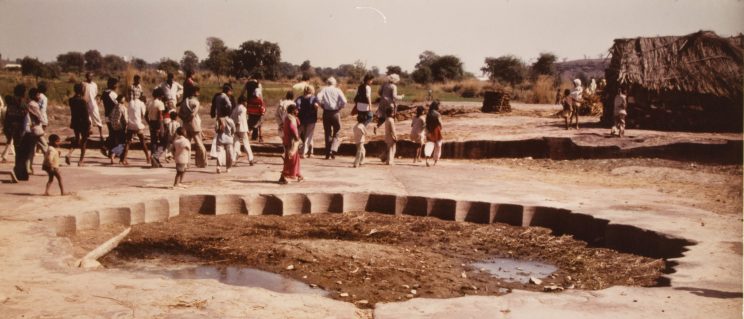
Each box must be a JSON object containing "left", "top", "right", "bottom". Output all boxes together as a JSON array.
[{"left": 11, "top": 37, "right": 559, "bottom": 86}]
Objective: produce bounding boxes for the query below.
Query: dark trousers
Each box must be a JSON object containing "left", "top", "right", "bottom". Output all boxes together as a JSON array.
[
  {"left": 322, "top": 111, "right": 341, "bottom": 155},
  {"left": 14, "top": 133, "right": 37, "bottom": 181},
  {"left": 148, "top": 121, "right": 161, "bottom": 154}
]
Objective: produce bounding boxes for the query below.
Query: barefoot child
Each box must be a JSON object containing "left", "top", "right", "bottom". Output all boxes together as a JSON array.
[
  {"left": 410, "top": 106, "right": 426, "bottom": 163},
  {"left": 382, "top": 107, "right": 397, "bottom": 165},
  {"left": 352, "top": 113, "right": 367, "bottom": 168},
  {"left": 43, "top": 134, "right": 65, "bottom": 195},
  {"left": 172, "top": 127, "right": 190, "bottom": 187}
]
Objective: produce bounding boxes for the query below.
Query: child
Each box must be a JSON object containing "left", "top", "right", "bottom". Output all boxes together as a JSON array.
[
  {"left": 382, "top": 107, "right": 397, "bottom": 165},
  {"left": 172, "top": 127, "right": 190, "bottom": 187},
  {"left": 352, "top": 113, "right": 367, "bottom": 168},
  {"left": 425, "top": 100, "right": 443, "bottom": 167},
  {"left": 147, "top": 88, "right": 166, "bottom": 167},
  {"left": 561, "top": 89, "right": 573, "bottom": 129},
  {"left": 43, "top": 134, "right": 65, "bottom": 196},
  {"left": 160, "top": 111, "right": 180, "bottom": 162},
  {"left": 214, "top": 116, "right": 236, "bottom": 173},
  {"left": 66, "top": 83, "right": 90, "bottom": 167},
  {"left": 107, "top": 94, "right": 128, "bottom": 164},
  {"left": 612, "top": 87, "right": 628, "bottom": 137},
  {"left": 231, "top": 95, "right": 255, "bottom": 165},
  {"left": 410, "top": 106, "right": 426, "bottom": 163}
]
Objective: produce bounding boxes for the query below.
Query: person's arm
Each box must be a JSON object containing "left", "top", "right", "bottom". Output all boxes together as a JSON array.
[
  {"left": 366, "top": 85, "right": 372, "bottom": 105},
  {"left": 393, "top": 84, "right": 404, "bottom": 100},
  {"left": 338, "top": 88, "right": 348, "bottom": 106}
]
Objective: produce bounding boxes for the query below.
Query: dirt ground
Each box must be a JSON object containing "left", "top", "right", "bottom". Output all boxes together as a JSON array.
[
  {"left": 475, "top": 157, "right": 743, "bottom": 216},
  {"left": 93, "top": 212, "right": 665, "bottom": 308}
]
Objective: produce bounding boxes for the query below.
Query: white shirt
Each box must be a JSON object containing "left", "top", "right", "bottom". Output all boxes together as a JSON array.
[
  {"left": 147, "top": 99, "right": 165, "bottom": 122},
  {"left": 317, "top": 86, "right": 347, "bottom": 111},
  {"left": 39, "top": 93, "right": 49, "bottom": 125},
  {"left": 231, "top": 104, "right": 249, "bottom": 133},
  {"left": 83, "top": 81, "right": 99, "bottom": 108},
  {"left": 127, "top": 99, "right": 147, "bottom": 130},
  {"left": 173, "top": 136, "right": 191, "bottom": 165},
  {"left": 160, "top": 81, "right": 183, "bottom": 103}
]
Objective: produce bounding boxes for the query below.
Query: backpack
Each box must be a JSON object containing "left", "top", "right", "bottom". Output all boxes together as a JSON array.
[{"left": 353, "top": 84, "right": 368, "bottom": 103}]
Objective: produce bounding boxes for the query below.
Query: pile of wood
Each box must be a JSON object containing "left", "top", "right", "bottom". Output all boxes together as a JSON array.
[{"left": 481, "top": 91, "right": 511, "bottom": 113}]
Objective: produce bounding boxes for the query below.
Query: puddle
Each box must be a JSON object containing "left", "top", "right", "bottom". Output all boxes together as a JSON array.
[
  {"left": 474, "top": 257, "right": 558, "bottom": 284},
  {"left": 109, "top": 256, "right": 326, "bottom": 296}
]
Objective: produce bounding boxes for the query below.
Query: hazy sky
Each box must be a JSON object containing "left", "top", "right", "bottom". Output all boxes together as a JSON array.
[{"left": 1, "top": 0, "right": 743, "bottom": 74}]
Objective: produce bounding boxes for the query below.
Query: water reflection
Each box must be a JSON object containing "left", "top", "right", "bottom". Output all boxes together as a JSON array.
[
  {"left": 112, "top": 257, "right": 325, "bottom": 296},
  {"left": 473, "top": 257, "right": 557, "bottom": 284}
]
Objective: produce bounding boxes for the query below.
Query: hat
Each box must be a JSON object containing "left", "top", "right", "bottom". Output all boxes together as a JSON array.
[
  {"left": 388, "top": 74, "right": 400, "bottom": 83},
  {"left": 573, "top": 79, "right": 582, "bottom": 86}
]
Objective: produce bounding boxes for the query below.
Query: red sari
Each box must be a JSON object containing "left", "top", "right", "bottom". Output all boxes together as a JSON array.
[{"left": 282, "top": 115, "right": 301, "bottom": 178}]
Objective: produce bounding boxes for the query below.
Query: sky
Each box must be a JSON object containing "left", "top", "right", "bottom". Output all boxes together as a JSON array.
[{"left": 1, "top": 0, "right": 743, "bottom": 75}]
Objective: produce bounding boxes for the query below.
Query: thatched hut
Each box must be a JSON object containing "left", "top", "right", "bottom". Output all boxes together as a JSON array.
[{"left": 602, "top": 31, "right": 743, "bottom": 132}]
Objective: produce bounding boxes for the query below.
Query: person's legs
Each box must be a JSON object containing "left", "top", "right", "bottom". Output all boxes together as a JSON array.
[
  {"left": 360, "top": 143, "right": 366, "bottom": 165},
  {"left": 433, "top": 141, "right": 442, "bottom": 164},
  {"left": 387, "top": 143, "right": 396, "bottom": 165},
  {"left": 54, "top": 169, "right": 64, "bottom": 195},
  {"left": 137, "top": 132, "right": 151, "bottom": 163},
  {"left": 618, "top": 114, "right": 626, "bottom": 137},
  {"left": 121, "top": 130, "right": 133, "bottom": 165},
  {"left": 45, "top": 170, "right": 54, "bottom": 195},
  {"left": 149, "top": 122, "right": 160, "bottom": 157},
  {"left": 304, "top": 123, "right": 316, "bottom": 157},
  {"left": 322, "top": 113, "right": 333, "bottom": 158},
  {"left": 192, "top": 131, "right": 207, "bottom": 168},
  {"left": 225, "top": 143, "right": 233, "bottom": 170},
  {"left": 354, "top": 143, "right": 363, "bottom": 167},
  {"left": 238, "top": 132, "right": 254, "bottom": 162},
  {"left": 76, "top": 132, "right": 88, "bottom": 166},
  {"left": 66, "top": 132, "right": 79, "bottom": 159},
  {"left": 330, "top": 113, "right": 341, "bottom": 158},
  {"left": 25, "top": 136, "right": 38, "bottom": 174},
  {"left": 1, "top": 133, "right": 14, "bottom": 161}
]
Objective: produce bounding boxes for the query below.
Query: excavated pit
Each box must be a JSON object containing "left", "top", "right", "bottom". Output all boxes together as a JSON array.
[{"left": 58, "top": 193, "right": 695, "bottom": 307}]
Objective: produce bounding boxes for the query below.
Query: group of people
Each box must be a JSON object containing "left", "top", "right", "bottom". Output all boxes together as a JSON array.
[{"left": 0, "top": 71, "right": 446, "bottom": 193}]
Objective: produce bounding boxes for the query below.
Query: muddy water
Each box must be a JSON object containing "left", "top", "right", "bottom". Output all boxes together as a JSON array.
[
  {"left": 109, "top": 256, "right": 326, "bottom": 296},
  {"left": 474, "top": 258, "right": 558, "bottom": 283}
]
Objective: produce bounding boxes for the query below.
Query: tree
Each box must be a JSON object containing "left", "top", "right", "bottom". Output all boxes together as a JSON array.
[
  {"left": 370, "top": 66, "right": 380, "bottom": 77},
  {"left": 204, "top": 37, "right": 232, "bottom": 78},
  {"left": 21, "top": 56, "right": 45, "bottom": 79},
  {"left": 299, "top": 60, "right": 315, "bottom": 79},
  {"left": 411, "top": 66, "right": 433, "bottom": 84},
  {"left": 56, "top": 51, "right": 85, "bottom": 73},
  {"left": 348, "top": 60, "right": 367, "bottom": 83},
  {"left": 157, "top": 58, "right": 180, "bottom": 74},
  {"left": 231, "top": 40, "right": 281, "bottom": 80},
  {"left": 84, "top": 50, "right": 103, "bottom": 72},
  {"left": 386, "top": 65, "right": 402, "bottom": 75},
  {"left": 531, "top": 52, "right": 557, "bottom": 78},
  {"left": 180, "top": 50, "right": 199, "bottom": 74},
  {"left": 481, "top": 55, "right": 527, "bottom": 86},
  {"left": 131, "top": 58, "right": 148, "bottom": 70},
  {"left": 102, "top": 54, "right": 127, "bottom": 73},
  {"left": 411, "top": 51, "right": 463, "bottom": 83},
  {"left": 429, "top": 55, "right": 464, "bottom": 82},
  {"left": 277, "top": 62, "right": 298, "bottom": 79}
]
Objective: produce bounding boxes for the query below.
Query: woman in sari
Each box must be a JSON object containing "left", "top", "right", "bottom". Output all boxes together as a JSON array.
[{"left": 279, "top": 104, "right": 303, "bottom": 184}]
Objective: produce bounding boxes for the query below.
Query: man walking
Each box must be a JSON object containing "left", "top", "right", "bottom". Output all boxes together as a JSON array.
[{"left": 316, "top": 77, "right": 346, "bottom": 159}]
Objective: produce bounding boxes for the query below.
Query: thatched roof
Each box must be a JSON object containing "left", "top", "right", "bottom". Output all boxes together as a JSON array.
[{"left": 607, "top": 31, "right": 743, "bottom": 101}]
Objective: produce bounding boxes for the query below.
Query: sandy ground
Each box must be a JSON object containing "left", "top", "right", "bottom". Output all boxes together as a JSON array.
[{"left": 0, "top": 102, "right": 740, "bottom": 318}]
